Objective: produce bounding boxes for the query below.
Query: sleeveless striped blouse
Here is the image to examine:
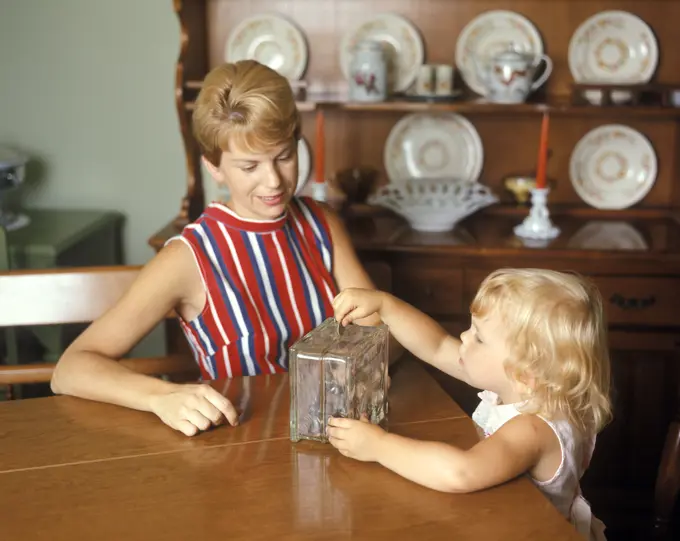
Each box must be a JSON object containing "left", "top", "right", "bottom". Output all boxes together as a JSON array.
[{"left": 169, "top": 197, "right": 338, "bottom": 380}]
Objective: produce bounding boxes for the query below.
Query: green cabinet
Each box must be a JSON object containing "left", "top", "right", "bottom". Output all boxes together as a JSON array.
[{"left": 3, "top": 208, "right": 124, "bottom": 362}]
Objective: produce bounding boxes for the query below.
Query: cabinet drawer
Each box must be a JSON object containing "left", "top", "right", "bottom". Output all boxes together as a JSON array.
[
  {"left": 594, "top": 277, "right": 680, "bottom": 326},
  {"left": 463, "top": 269, "right": 491, "bottom": 308},
  {"left": 464, "top": 270, "right": 680, "bottom": 328},
  {"left": 392, "top": 266, "right": 463, "bottom": 315},
  {"left": 364, "top": 261, "right": 392, "bottom": 292}
]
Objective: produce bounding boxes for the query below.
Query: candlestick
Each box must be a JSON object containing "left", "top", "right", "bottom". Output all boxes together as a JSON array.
[
  {"left": 535, "top": 112, "right": 549, "bottom": 189},
  {"left": 513, "top": 187, "right": 560, "bottom": 241}
]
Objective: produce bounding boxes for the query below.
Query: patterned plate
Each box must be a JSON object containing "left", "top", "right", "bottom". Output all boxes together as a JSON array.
[
  {"left": 383, "top": 113, "right": 484, "bottom": 185},
  {"left": 225, "top": 13, "right": 308, "bottom": 80},
  {"left": 340, "top": 13, "right": 424, "bottom": 93},
  {"left": 296, "top": 136, "right": 311, "bottom": 194},
  {"left": 568, "top": 10, "right": 658, "bottom": 83},
  {"left": 455, "top": 10, "right": 544, "bottom": 96},
  {"left": 569, "top": 124, "right": 657, "bottom": 209}
]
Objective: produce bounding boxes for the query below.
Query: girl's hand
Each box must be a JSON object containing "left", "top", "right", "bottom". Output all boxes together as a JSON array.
[
  {"left": 332, "top": 288, "right": 385, "bottom": 327},
  {"left": 148, "top": 384, "right": 240, "bottom": 436},
  {"left": 327, "top": 416, "right": 385, "bottom": 462}
]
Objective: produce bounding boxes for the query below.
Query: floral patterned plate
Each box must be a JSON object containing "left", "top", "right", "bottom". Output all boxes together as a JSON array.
[
  {"left": 383, "top": 112, "right": 484, "bottom": 185},
  {"left": 455, "top": 10, "right": 544, "bottom": 96},
  {"left": 225, "top": 13, "right": 308, "bottom": 80},
  {"left": 340, "top": 13, "right": 424, "bottom": 93},
  {"left": 569, "top": 124, "right": 657, "bottom": 209},
  {"left": 568, "top": 10, "right": 658, "bottom": 83}
]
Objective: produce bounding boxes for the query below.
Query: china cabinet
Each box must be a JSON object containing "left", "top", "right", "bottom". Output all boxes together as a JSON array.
[{"left": 151, "top": 2, "right": 680, "bottom": 538}]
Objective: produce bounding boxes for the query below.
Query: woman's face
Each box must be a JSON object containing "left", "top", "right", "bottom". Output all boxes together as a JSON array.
[{"left": 203, "top": 138, "right": 298, "bottom": 220}]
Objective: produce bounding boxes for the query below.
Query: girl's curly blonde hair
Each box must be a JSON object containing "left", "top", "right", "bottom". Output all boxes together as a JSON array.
[
  {"left": 192, "top": 60, "right": 300, "bottom": 166},
  {"left": 471, "top": 268, "right": 612, "bottom": 434}
]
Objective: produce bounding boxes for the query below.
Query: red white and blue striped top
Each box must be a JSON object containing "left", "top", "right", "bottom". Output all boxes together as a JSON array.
[{"left": 170, "top": 197, "right": 338, "bottom": 380}]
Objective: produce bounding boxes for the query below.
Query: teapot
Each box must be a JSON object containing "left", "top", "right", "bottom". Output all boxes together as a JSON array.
[{"left": 472, "top": 48, "right": 553, "bottom": 104}]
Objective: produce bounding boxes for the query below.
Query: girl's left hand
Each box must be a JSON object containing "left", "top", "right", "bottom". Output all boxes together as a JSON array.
[{"left": 327, "top": 416, "right": 385, "bottom": 462}]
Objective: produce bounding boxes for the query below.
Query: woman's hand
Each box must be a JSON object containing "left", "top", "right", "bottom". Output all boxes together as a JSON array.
[
  {"left": 149, "top": 384, "right": 240, "bottom": 436},
  {"left": 333, "top": 288, "right": 386, "bottom": 327},
  {"left": 327, "top": 416, "right": 386, "bottom": 462}
]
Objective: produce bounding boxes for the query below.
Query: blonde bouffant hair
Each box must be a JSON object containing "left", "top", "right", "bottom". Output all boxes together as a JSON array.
[
  {"left": 192, "top": 60, "right": 300, "bottom": 166},
  {"left": 471, "top": 268, "right": 612, "bottom": 435}
]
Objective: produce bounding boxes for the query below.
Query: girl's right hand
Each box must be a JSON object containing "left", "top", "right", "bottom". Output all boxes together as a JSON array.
[
  {"left": 333, "top": 287, "right": 386, "bottom": 327},
  {"left": 148, "top": 384, "right": 240, "bottom": 436}
]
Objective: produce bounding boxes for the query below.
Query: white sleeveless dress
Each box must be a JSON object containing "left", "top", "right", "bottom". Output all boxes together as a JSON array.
[{"left": 471, "top": 390, "right": 607, "bottom": 541}]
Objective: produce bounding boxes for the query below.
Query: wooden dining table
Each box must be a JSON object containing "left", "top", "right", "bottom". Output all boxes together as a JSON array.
[{"left": 0, "top": 358, "right": 582, "bottom": 540}]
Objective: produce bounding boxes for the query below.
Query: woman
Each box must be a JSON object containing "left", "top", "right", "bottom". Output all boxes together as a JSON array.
[{"left": 51, "top": 60, "right": 386, "bottom": 436}]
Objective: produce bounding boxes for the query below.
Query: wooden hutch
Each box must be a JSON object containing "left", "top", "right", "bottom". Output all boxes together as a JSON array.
[{"left": 151, "top": 1, "right": 680, "bottom": 539}]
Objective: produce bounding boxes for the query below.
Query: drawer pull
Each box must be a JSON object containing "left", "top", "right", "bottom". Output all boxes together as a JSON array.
[{"left": 609, "top": 293, "right": 656, "bottom": 310}]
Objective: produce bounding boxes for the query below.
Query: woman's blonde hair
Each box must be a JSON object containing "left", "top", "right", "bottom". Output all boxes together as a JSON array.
[
  {"left": 192, "top": 60, "right": 300, "bottom": 166},
  {"left": 471, "top": 268, "right": 612, "bottom": 434}
]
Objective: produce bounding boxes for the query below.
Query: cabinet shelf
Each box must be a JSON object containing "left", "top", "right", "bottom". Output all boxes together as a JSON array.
[{"left": 182, "top": 90, "right": 680, "bottom": 118}]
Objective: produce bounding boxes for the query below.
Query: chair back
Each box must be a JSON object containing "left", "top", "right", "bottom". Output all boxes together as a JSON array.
[{"left": 0, "top": 265, "right": 198, "bottom": 387}]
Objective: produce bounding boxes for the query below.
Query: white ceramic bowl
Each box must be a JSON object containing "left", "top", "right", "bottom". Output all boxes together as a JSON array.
[{"left": 368, "top": 178, "right": 498, "bottom": 232}]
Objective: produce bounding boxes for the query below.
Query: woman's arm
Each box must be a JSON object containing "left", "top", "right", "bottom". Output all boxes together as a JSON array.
[
  {"left": 51, "top": 241, "right": 239, "bottom": 435},
  {"left": 329, "top": 414, "right": 556, "bottom": 493}
]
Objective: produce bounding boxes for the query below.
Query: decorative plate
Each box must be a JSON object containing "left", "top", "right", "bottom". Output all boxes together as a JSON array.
[
  {"left": 340, "top": 13, "right": 425, "bottom": 93},
  {"left": 455, "top": 10, "right": 544, "bottom": 96},
  {"left": 296, "top": 136, "right": 311, "bottom": 194},
  {"left": 569, "top": 124, "right": 657, "bottom": 210},
  {"left": 568, "top": 10, "right": 658, "bottom": 83},
  {"left": 567, "top": 221, "right": 648, "bottom": 251},
  {"left": 383, "top": 112, "right": 484, "bottom": 185},
  {"left": 225, "top": 13, "right": 308, "bottom": 80}
]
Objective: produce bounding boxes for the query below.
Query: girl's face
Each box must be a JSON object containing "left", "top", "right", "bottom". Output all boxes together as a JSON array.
[
  {"left": 458, "top": 309, "right": 522, "bottom": 404},
  {"left": 203, "top": 138, "right": 299, "bottom": 220}
]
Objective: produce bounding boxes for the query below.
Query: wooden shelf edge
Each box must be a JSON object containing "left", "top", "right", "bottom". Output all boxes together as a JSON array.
[
  {"left": 182, "top": 98, "right": 680, "bottom": 117},
  {"left": 483, "top": 204, "right": 674, "bottom": 219}
]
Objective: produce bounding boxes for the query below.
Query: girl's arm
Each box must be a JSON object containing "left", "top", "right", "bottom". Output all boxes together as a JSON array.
[
  {"left": 51, "top": 241, "right": 239, "bottom": 435},
  {"left": 329, "top": 414, "right": 557, "bottom": 493},
  {"left": 376, "top": 294, "right": 464, "bottom": 380},
  {"left": 323, "top": 205, "right": 464, "bottom": 378},
  {"left": 333, "top": 286, "right": 465, "bottom": 381}
]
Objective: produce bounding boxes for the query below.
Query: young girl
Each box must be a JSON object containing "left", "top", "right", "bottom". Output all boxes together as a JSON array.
[{"left": 329, "top": 268, "right": 612, "bottom": 540}]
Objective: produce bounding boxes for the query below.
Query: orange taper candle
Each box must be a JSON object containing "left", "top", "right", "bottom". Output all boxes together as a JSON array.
[
  {"left": 535, "top": 112, "right": 549, "bottom": 189},
  {"left": 315, "top": 110, "right": 325, "bottom": 183}
]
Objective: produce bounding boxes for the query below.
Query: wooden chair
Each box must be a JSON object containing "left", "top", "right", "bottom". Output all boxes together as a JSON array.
[
  {"left": 0, "top": 265, "right": 199, "bottom": 395},
  {"left": 0, "top": 225, "right": 20, "bottom": 399}
]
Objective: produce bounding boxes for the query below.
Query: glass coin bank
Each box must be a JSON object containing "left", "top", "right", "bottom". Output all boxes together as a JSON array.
[{"left": 289, "top": 318, "right": 390, "bottom": 443}]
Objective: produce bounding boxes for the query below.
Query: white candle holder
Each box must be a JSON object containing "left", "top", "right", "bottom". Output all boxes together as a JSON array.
[
  {"left": 513, "top": 187, "right": 560, "bottom": 240},
  {"left": 311, "top": 181, "right": 327, "bottom": 202}
]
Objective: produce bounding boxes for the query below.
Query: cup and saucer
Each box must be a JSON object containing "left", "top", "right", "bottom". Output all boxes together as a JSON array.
[
  {"left": 396, "top": 89, "right": 463, "bottom": 103},
  {"left": 393, "top": 63, "right": 463, "bottom": 103}
]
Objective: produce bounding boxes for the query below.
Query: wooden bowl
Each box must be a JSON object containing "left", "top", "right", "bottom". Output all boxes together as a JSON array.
[{"left": 331, "top": 167, "right": 380, "bottom": 205}]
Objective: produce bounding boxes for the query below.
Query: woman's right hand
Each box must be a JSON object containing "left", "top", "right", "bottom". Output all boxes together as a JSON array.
[
  {"left": 333, "top": 287, "right": 387, "bottom": 327},
  {"left": 149, "top": 384, "right": 240, "bottom": 436}
]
